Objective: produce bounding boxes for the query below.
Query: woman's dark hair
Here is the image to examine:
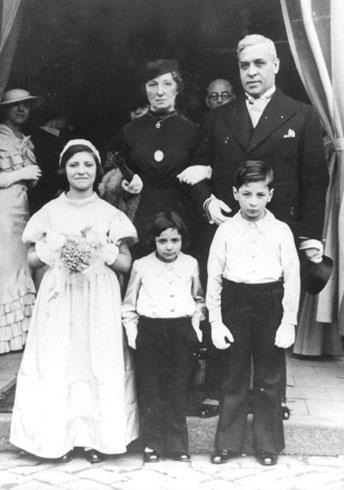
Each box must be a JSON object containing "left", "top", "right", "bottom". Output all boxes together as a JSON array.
[
  {"left": 234, "top": 160, "right": 274, "bottom": 190},
  {"left": 139, "top": 59, "right": 184, "bottom": 105},
  {"left": 144, "top": 210, "right": 189, "bottom": 252},
  {"left": 58, "top": 144, "right": 103, "bottom": 190}
]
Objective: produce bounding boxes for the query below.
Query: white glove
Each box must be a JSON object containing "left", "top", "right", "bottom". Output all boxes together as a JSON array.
[
  {"left": 102, "top": 243, "right": 119, "bottom": 266},
  {"left": 275, "top": 323, "right": 295, "bottom": 349},
  {"left": 299, "top": 239, "right": 324, "bottom": 263},
  {"left": 207, "top": 197, "right": 232, "bottom": 225},
  {"left": 211, "top": 321, "right": 234, "bottom": 350},
  {"left": 35, "top": 241, "right": 58, "bottom": 266},
  {"left": 125, "top": 324, "right": 138, "bottom": 350},
  {"left": 177, "top": 165, "right": 212, "bottom": 185},
  {"left": 121, "top": 174, "right": 143, "bottom": 194},
  {"left": 191, "top": 314, "right": 203, "bottom": 342}
]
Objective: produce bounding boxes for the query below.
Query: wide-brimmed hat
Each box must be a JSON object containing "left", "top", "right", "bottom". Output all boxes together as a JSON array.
[
  {"left": 141, "top": 59, "right": 180, "bottom": 83},
  {"left": 0, "top": 89, "right": 43, "bottom": 109},
  {"left": 301, "top": 255, "right": 333, "bottom": 295}
]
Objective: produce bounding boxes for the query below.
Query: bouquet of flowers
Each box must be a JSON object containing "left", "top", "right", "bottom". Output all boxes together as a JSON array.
[{"left": 59, "top": 226, "right": 103, "bottom": 273}]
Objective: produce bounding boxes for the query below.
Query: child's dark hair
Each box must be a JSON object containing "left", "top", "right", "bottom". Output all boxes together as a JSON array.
[
  {"left": 58, "top": 144, "right": 103, "bottom": 190},
  {"left": 234, "top": 160, "right": 274, "bottom": 189},
  {"left": 144, "top": 210, "right": 189, "bottom": 251}
]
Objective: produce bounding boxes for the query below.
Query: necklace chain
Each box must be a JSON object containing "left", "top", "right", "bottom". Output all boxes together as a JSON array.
[{"left": 149, "top": 110, "right": 177, "bottom": 129}]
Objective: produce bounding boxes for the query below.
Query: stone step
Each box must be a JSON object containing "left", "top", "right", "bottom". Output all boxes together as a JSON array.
[
  {"left": 188, "top": 416, "right": 344, "bottom": 456},
  {"left": 1, "top": 352, "right": 344, "bottom": 456},
  {"left": 1, "top": 413, "right": 344, "bottom": 456}
]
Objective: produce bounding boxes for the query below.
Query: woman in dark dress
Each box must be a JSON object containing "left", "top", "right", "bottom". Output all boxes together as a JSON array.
[{"left": 108, "top": 59, "right": 204, "bottom": 258}]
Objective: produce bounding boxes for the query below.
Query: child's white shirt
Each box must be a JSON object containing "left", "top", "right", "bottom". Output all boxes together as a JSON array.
[
  {"left": 206, "top": 210, "right": 300, "bottom": 325},
  {"left": 122, "top": 252, "right": 204, "bottom": 331}
]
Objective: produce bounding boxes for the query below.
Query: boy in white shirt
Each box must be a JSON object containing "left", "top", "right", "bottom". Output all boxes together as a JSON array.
[
  {"left": 207, "top": 159, "right": 300, "bottom": 466},
  {"left": 122, "top": 211, "right": 204, "bottom": 463}
]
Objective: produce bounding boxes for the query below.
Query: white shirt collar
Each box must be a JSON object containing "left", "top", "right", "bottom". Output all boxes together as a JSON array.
[
  {"left": 232, "top": 209, "right": 275, "bottom": 234},
  {"left": 40, "top": 126, "right": 60, "bottom": 138},
  {"left": 148, "top": 251, "right": 187, "bottom": 277},
  {"left": 245, "top": 86, "right": 276, "bottom": 104}
]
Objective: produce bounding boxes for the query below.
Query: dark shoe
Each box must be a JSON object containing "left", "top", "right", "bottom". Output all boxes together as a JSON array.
[
  {"left": 83, "top": 449, "right": 105, "bottom": 464},
  {"left": 256, "top": 452, "right": 278, "bottom": 466},
  {"left": 210, "top": 449, "right": 238, "bottom": 464},
  {"left": 170, "top": 452, "right": 191, "bottom": 462},
  {"left": 56, "top": 450, "right": 74, "bottom": 463},
  {"left": 282, "top": 403, "right": 291, "bottom": 420},
  {"left": 143, "top": 448, "right": 160, "bottom": 463},
  {"left": 198, "top": 403, "right": 219, "bottom": 418}
]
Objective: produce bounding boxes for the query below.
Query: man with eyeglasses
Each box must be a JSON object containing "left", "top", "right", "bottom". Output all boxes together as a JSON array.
[{"left": 205, "top": 79, "right": 235, "bottom": 110}]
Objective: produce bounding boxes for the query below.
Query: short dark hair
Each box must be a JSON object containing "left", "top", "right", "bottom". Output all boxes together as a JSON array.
[
  {"left": 234, "top": 160, "right": 274, "bottom": 189},
  {"left": 144, "top": 210, "right": 189, "bottom": 252},
  {"left": 142, "top": 59, "right": 184, "bottom": 92},
  {"left": 139, "top": 59, "right": 184, "bottom": 106},
  {"left": 58, "top": 144, "right": 103, "bottom": 190}
]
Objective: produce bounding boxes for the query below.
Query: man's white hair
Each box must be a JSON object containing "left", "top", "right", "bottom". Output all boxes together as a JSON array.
[{"left": 237, "top": 34, "right": 277, "bottom": 59}]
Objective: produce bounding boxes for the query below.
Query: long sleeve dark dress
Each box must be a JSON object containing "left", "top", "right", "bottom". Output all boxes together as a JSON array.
[{"left": 112, "top": 112, "right": 203, "bottom": 257}]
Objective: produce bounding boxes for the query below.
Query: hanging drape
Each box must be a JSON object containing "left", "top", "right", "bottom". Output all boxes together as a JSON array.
[
  {"left": 0, "top": 0, "right": 23, "bottom": 98},
  {"left": 281, "top": 0, "right": 344, "bottom": 355}
]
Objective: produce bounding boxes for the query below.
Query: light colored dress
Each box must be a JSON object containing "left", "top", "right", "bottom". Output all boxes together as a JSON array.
[
  {"left": 0, "top": 124, "right": 36, "bottom": 353},
  {"left": 10, "top": 192, "right": 139, "bottom": 458}
]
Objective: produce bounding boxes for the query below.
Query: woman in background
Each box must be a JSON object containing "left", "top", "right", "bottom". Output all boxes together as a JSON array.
[{"left": 0, "top": 89, "right": 42, "bottom": 353}]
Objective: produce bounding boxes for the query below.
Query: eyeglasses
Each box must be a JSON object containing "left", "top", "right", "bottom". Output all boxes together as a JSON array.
[{"left": 208, "top": 91, "right": 233, "bottom": 102}]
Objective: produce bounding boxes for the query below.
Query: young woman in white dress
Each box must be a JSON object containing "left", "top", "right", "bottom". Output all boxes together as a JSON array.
[{"left": 10, "top": 139, "right": 138, "bottom": 463}]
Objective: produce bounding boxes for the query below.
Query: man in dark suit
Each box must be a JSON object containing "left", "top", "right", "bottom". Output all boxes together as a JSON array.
[
  {"left": 182, "top": 34, "right": 328, "bottom": 249},
  {"left": 178, "top": 33, "right": 328, "bottom": 446}
]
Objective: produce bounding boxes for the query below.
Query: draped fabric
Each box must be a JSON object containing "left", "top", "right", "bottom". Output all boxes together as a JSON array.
[
  {"left": 0, "top": 0, "right": 23, "bottom": 97},
  {"left": 281, "top": 0, "right": 344, "bottom": 355}
]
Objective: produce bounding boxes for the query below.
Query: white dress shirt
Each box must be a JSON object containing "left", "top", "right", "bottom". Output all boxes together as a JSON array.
[
  {"left": 206, "top": 210, "right": 300, "bottom": 326},
  {"left": 246, "top": 86, "right": 276, "bottom": 127},
  {"left": 122, "top": 252, "right": 204, "bottom": 330}
]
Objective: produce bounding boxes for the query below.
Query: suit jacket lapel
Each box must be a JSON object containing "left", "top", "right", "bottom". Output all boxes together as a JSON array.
[
  {"left": 222, "top": 98, "right": 252, "bottom": 150},
  {"left": 247, "top": 89, "right": 297, "bottom": 152}
]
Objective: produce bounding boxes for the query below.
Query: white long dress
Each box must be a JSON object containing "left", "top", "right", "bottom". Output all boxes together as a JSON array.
[{"left": 10, "top": 193, "right": 139, "bottom": 458}]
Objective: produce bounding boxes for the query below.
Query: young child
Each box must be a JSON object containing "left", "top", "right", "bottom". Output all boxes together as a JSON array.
[
  {"left": 122, "top": 210, "right": 204, "bottom": 463},
  {"left": 207, "top": 160, "right": 300, "bottom": 466}
]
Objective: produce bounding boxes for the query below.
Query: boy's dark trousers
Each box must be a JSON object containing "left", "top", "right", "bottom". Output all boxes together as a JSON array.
[
  {"left": 135, "top": 316, "right": 198, "bottom": 454},
  {"left": 215, "top": 279, "right": 285, "bottom": 456}
]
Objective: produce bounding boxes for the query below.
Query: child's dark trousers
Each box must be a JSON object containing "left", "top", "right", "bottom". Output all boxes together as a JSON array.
[
  {"left": 216, "top": 279, "right": 285, "bottom": 456},
  {"left": 135, "top": 316, "right": 198, "bottom": 454}
]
